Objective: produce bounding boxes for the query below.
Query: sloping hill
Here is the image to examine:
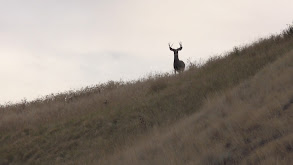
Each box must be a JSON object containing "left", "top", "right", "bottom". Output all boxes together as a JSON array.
[
  {"left": 99, "top": 49, "right": 293, "bottom": 165},
  {"left": 0, "top": 27, "right": 293, "bottom": 165}
]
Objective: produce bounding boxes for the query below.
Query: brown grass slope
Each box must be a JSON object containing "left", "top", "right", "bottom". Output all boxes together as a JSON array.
[
  {"left": 100, "top": 49, "right": 293, "bottom": 165},
  {"left": 0, "top": 27, "right": 293, "bottom": 164}
]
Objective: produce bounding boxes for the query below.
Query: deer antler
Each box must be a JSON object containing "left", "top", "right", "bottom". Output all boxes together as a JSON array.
[
  {"left": 169, "top": 43, "right": 173, "bottom": 48},
  {"left": 179, "top": 42, "right": 182, "bottom": 47}
]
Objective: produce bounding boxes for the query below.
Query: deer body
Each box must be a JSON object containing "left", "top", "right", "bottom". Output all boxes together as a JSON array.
[{"left": 169, "top": 42, "right": 185, "bottom": 74}]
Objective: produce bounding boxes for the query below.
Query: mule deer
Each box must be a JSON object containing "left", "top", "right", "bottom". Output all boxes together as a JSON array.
[{"left": 169, "top": 42, "right": 185, "bottom": 74}]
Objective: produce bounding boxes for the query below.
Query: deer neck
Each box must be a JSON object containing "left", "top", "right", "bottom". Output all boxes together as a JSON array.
[{"left": 174, "top": 54, "right": 179, "bottom": 62}]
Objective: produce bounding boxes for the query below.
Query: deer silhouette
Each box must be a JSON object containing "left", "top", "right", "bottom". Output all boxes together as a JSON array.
[{"left": 169, "top": 42, "right": 185, "bottom": 74}]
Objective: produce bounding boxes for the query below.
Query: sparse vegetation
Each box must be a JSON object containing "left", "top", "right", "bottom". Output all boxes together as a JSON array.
[{"left": 0, "top": 24, "right": 293, "bottom": 165}]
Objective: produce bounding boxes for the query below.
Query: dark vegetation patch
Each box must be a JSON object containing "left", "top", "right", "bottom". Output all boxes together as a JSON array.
[{"left": 282, "top": 98, "right": 293, "bottom": 111}]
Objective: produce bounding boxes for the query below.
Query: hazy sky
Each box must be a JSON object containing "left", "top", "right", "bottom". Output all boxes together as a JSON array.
[{"left": 1, "top": 0, "right": 293, "bottom": 104}]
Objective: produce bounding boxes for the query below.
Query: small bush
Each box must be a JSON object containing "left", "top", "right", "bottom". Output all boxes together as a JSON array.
[{"left": 282, "top": 22, "right": 293, "bottom": 38}]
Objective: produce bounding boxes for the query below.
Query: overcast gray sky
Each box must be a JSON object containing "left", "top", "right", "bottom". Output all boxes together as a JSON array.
[{"left": 1, "top": 0, "right": 293, "bottom": 104}]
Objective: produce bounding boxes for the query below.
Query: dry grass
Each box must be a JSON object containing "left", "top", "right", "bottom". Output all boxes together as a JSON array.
[
  {"left": 99, "top": 51, "right": 293, "bottom": 165},
  {"left": 0, "top": 26, "right": 293, "bottom": 165}
]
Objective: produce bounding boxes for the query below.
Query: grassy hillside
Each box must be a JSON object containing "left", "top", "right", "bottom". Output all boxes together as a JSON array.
[
  {"left": 99, "top": 48, "right": 293, "bottom": 165},
  {"left": 1, "top": 26, "right": 293, "bottom": 165}
]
